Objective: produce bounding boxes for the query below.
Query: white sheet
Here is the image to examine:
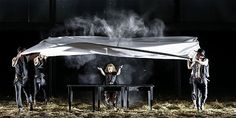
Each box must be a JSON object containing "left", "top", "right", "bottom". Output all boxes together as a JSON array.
[{"left": 22, "top": 36, "right": 200, "bottom": 60}]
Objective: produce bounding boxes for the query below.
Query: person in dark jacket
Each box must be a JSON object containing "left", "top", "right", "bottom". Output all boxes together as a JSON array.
[
  {"left": 12, "top": 47, "right": 33, "bottom": 114},
  {"left": 33, "top": 54, "right": 47, "bottom": 104}
]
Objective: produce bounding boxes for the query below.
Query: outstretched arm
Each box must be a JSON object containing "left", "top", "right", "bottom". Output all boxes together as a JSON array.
[
  {"left": 34, "top": 56, "right": 40, "bottom": 66},
  {"left": 12, "top": 57, "right": 18, "bottom": 67},
  {"left": 97, "top": 67, "right": 106, "bottom": 76},
  {"left": 116, "top": 65, "right": 123, "bottom": 75},
  {"left": 187, "top": 59, "right": 192, "bottom": 69},
  {"left": 196, "top": 58, "right": 209, "bottom": 66},
  {"left": 12, "top": 53, "right": 21, "bottom": 67}
]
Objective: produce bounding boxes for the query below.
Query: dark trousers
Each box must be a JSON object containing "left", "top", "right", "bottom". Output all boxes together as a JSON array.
[
  {"left": 34, "top": 78, "right": 47, "bottom": 102},
  {"left": 192, "top": 78, "right": 208, "bottom": 110},
  {"left": 14, "top": 77, "right": 33, "bottom": 110},
  {"left": 104, "top": 91, "right": 118, "bottom": 107},
  {"left": 14, "top": 81, "right": 23, "bottom": 108}
]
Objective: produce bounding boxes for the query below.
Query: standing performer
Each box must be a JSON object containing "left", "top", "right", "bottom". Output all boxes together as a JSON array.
[
  {"left": 33, "top": 54, "right": 47, "bottom": 104},
  {"left": 97, "top": 63, "right": 123, "bottom": 108},
  {"left": 12, "top": 47, "right": 33, "bottom": 114},
  {"left": 187, "top": 49, "right": 209, "bottom": 111}
]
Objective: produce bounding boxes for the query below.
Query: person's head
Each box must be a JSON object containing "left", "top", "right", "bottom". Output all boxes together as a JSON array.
[
  {"left": 105, "top": 63, "right": 117, "bottom": 73},
  {"left": 196, "top": 48, "right": 205, "bottom": 59},
  {"left": 17, "top": 47, "right": 23, "bottom": 54},
  {"left": 38, "top": 54, "right": 43, "bottom": 60},
  {"left": 39, "top": 54, "right": 47, "bottom": 60}
]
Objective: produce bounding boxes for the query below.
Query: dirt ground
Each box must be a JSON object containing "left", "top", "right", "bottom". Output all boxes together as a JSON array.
[{"left": 1, "top": 97, "right": 236, "bottom": 118}]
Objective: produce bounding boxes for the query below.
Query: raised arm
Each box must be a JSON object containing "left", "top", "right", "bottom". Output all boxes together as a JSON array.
[
  {"left": 97, "top": 67, "right": 106, "bottom": 76},
  {"left": 12, "top": 57, "right": 18, "bottom": 67},
  {"left": 12, "top": 53, "right": 21, "bottom": 67},
  {"left": 34, "top": 56, "right": 40, "bottom": 66},
  {"left": 116, "top": 65, "right": 123, "bottom": 75},
  {"left": 187, "top": 59, "right": 192, "bottom": 69},
  {"left": 196, "top": 58, "right": 209, "bottom": 66}
]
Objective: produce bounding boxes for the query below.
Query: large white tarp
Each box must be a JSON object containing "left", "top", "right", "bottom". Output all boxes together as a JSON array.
[{"left": 22, "top": 36, "right": 200, "bottom": 60}]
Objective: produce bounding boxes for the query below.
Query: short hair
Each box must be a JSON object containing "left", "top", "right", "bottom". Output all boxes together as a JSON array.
[
  {"left": 197, "top": 48, "right": 205, "bottom": 56},
  {"left": 17, "top": 47, "right": 23, "bottom": 53}
]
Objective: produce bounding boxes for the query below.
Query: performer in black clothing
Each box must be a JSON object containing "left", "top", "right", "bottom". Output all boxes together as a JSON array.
[
  {"left": 33, "top": 54, "right": 47, "bottom": 104},
  {"left": 97, "top": 63, "right": 123, "bottom": 108},
  {"left": 12, "top": 47, "right": 33, "bottom": 113}
]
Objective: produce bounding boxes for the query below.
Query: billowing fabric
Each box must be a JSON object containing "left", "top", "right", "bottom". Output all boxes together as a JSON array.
[{"left": 22, "top": 36, "right": 200, "bottom": 60}]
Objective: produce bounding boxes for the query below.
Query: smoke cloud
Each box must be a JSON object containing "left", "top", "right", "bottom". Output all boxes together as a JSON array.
[
  {"left": 65, "top": 55, "right": 96, "bottom": 70},
  {"left": 64, "top": 10, "right": 165, "bottom": 38}
]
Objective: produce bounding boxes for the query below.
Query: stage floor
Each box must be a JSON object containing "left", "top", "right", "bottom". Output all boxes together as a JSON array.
[{"left": 0, "top": 97, "right": 236, "bottom": 117}]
